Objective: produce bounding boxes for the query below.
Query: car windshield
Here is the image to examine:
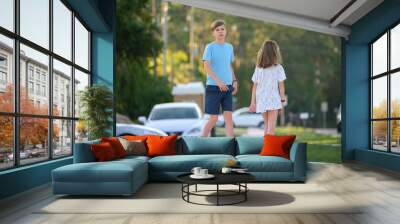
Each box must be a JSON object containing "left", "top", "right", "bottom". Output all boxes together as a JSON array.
[{"left": 149, "top": 107, "right": 199, "bottom": 120}]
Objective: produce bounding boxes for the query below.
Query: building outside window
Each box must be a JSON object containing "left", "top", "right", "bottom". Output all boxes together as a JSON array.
[
  {"left": 0, "top": 54, "right": 7, "bottom": 89},
  {"left": 28, "top": 81, "right": 34, "bottom": 94},
  {"left": 42, "top": 85, "right": 46, "bottom": 97},
  {"left": 35, "top": 70, "right": 40, "bottom": 81},
  {"left": 28, "top": 66, "right": 34, "bottom": 80},
  {"left": 0, "top": 0, "right": 92, "bottom": 170},
  {"left": 370, "top": 23, "right": 400, "bottom": 154},
  {"left": 41, "top": 73, "right": 46, "bottom": 83}
]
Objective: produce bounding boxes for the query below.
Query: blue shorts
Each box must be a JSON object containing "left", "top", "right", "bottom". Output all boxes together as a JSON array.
[{"left": 205, "top": 85, "right": 233, "bottom": 115}]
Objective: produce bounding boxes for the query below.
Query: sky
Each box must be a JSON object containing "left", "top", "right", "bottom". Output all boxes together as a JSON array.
[{"left": 0, "top": 0, "right": 89, "bottom": 70}]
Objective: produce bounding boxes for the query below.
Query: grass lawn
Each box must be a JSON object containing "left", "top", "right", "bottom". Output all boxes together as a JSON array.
[{"left": 216, "top": 126, "right": 341, "bottom": 163}]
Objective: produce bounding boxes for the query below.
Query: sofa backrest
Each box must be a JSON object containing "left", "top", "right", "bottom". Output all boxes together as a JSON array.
[
  {"left": 177, "top": 136, "right": 236, "bottom": 155},
  {"left": 73, "top": 139, "right": 100, "bottom": 163},
  {"left": 235, "top": 136, "right": 263, "bottom": 155}
]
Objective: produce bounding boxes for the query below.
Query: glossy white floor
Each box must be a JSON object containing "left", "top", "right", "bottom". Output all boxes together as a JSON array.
[{"left": 1, "top": 162, "right": 400, "bottom": 224}]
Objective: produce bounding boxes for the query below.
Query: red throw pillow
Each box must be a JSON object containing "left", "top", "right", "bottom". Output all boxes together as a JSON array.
[
  {"left": 260, "top": 135, "right": 296, "bottom": 159},
  {"left": 146, "top": 135, "right": 177, "bottom": 157},
  {"left": 91, "top": 142, "right": 117, "bottom": 161},
  {"left": 101, "top": 137, "right": 127, "bottom": 158}
]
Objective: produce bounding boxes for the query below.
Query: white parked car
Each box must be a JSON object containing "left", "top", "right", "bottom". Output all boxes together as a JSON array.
[
  {"left": 116, "top": 123, "right": 167, "bottom": 136},
  {"left": 217, "top": 107, "right": 264, "bottom": 128},
  {"left": 138, "top": 102, "right": 206, "bottom": 136}
]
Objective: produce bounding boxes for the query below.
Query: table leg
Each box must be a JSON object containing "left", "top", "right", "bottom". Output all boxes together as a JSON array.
[
  {"left": 217, "top": 184, "right": 219, "bottom": 206},
  {"left": 187, "top": 184, "right": 190, "bottom": 202},
  {"left": 245, "top": 183, "right": 247, "bottom": 201},
  {"left": 195, "top": 184, "right": 197, "bottom": 192}
]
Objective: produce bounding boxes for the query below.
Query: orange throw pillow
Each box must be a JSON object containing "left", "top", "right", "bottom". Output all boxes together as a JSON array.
[
  {"left": 123, "top": 135, "right": 150, "bottom": 141},
  {"left": 91, "top": 142, "right": 117, "bottom": 161},
  {"left": 146, "top": 135, "right": 177, "bottom": 157},
  {"left": 260, "top": 135, "right": 296, "bottom": 159},
  {"left": 101, "top": 137, "right": 127, "bottom": 158}
]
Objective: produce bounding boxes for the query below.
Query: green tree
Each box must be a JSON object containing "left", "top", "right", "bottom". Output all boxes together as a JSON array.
[{"left": 116, "top": 0, "right": 172, "bottom": 121}]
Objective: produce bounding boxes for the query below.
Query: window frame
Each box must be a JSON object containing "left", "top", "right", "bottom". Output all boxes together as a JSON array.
[
  {"left": 369, "top": 20, "right": 400, "bottom": 154},
  {"left": 0, "top": 0, "right": 92, "bottom": 171}
]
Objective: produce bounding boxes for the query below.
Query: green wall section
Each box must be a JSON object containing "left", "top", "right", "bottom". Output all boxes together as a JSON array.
[
  {"left": 0, "top": 0, "right": 116, "bottom": 200},
  {"left": 343, "top": 0, "right": 400, "bottom": 172}
]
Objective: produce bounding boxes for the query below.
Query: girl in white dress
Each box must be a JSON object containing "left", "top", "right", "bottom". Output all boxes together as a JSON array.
[{"left": 249, "top": 40, "right": 286, "bottom": 134}]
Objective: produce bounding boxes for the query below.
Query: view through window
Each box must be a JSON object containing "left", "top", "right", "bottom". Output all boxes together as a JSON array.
[
  {"left": 0, "top": 0, "right": 91, "bottom": 170},
  {"left": 371, "top": 23, "right": 400, "bottom": 153}
]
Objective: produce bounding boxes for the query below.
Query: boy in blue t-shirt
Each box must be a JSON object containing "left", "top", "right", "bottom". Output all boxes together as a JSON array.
[{"left": 201, "top": 20, "right": 238, "bottom": 137}]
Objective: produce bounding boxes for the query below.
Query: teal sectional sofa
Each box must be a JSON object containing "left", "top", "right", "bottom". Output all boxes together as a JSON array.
[{"left": 52, "top": 136, "right": 307, "bottom": 196}]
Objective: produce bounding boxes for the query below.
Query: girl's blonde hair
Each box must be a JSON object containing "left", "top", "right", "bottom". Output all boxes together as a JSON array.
[{"left": 256, "top": 40, "right": 282, "bottom": 68}]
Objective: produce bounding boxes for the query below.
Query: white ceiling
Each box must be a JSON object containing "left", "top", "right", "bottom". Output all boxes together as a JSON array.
[{"left": 166, "top": 0, "right": 384, "bottom": 37}]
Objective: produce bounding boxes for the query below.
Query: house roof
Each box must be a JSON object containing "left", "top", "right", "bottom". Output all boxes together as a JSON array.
[{"left": 167, "top": 0, "right": 384, "bottom": 37}]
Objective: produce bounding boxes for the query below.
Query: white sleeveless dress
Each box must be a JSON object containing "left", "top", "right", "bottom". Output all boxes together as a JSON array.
[{"left": 251, "top": 64, "right": 286, "bottom": 113}]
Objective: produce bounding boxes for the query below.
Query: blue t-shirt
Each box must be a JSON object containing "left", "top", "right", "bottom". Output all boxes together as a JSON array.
[{"left": 202, "top": 42, "right": 234, "bottom": 86}]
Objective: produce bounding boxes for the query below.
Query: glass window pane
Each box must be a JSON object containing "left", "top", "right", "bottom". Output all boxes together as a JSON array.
[
  {"left": 391, "top": 24, "right": 400, "bottom": 70},
  {"left": 53, "top": 59, "right": 72, "bottom": 117},
  {"left": 0, "top": 0, "right": 14, "bottom": 31},
  {"left": 20, "top": 0, "right": 49, "bottom": 49},
  {"left": 0, "top": 116, "right": 14, "bottom": 170},
  {"left": 53, "top": 0, "right": 72, "bottom": 60},
  {"left": 75, "top": 120, "right": 88, "bottom": 143},
  {"left": 74, "top": 17, "right": 89, "bottom": 70},
  {"left": 0, "top": 34, "right": 14, "bottom": 112},
  {"left": 391, "top": 72, "right": 400, "bottom": 118},
  {"left": 20, "top": 44, "right": 49, "bottom": 115},
  {"left": 372, "top": 77, "right": 387, "bottom": 119},
  {"left": 74, "top": 69, "right": 89, "bottom": 118},
  {"left": 53, "top": 119, "right": 72, "bottom": 157},
  {"left": 20, "top": 117, "right": 49, "bottom": 165},
  {"left": 372, "top": 121, "right": 388, "bottom": 151},
  {"left": 372, "top": 33, "right": 387, "bottom": 76},
  {"left": 391, "top": 120, "right": 400, "bottom": 153}
]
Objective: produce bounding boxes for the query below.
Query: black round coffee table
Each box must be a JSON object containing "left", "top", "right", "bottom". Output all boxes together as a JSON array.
[{"left": 177, "top": 173, "right": 255, "bottom": 206}]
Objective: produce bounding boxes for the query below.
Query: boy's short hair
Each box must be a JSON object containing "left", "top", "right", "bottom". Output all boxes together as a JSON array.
[{"left": 211, "top": 19, "right": 225, "bottom": 31}]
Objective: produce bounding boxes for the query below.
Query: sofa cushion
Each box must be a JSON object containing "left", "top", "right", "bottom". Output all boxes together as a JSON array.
[
  {"left": 260, "top": 135, "right": 296, "bottom": 159},
  {"left": 178, "top": 137, "right": 235, "bottom": 155},
  {"left": 118, "top": 138, "right": 147, "bottom": 156},
  {"left": 101, "top": 137, "right": 127, "bottom": 158},
  {"left": 91, "top": 142, "right": 118, "bottom": 161},
  {"left": 235, "top": 137, "right": 263, "bottom": 155},
  {"left": 149, "top": 154, "right": 235, "bottom": 172},
  {"left": 53, "top": 159, "right": 147, "bottom": 183},
  {"left": 147, "top": 135, "right": 177, "bottom": 157},
  {"left": 236, "top": 155, "right": 293, "bottom": 172}
]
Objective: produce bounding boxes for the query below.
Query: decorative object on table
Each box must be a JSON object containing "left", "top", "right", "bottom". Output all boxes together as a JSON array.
[
  {"left": 221, "top": 167, "right": 232, "bottom": 173},
  {"left": 225, "top": 159, "right": 238, "bottom": 168},
  {"left": 190, "top": 167, "right": 214, "bottom": 179},
  {"left": 191, "top": 167, "right": 202, "bottom": 176},
  {"left": 177, "top": 173, "right": 255, "bottom": 206},
  {"left": 222, "top": 167, "right": 248, "bottom": 174},
  {"left": 189, "top": 173, "right": 215, "bottom": 179},
  {"left": 79, "top": 84, "right": 113, "bottom": 140}
]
